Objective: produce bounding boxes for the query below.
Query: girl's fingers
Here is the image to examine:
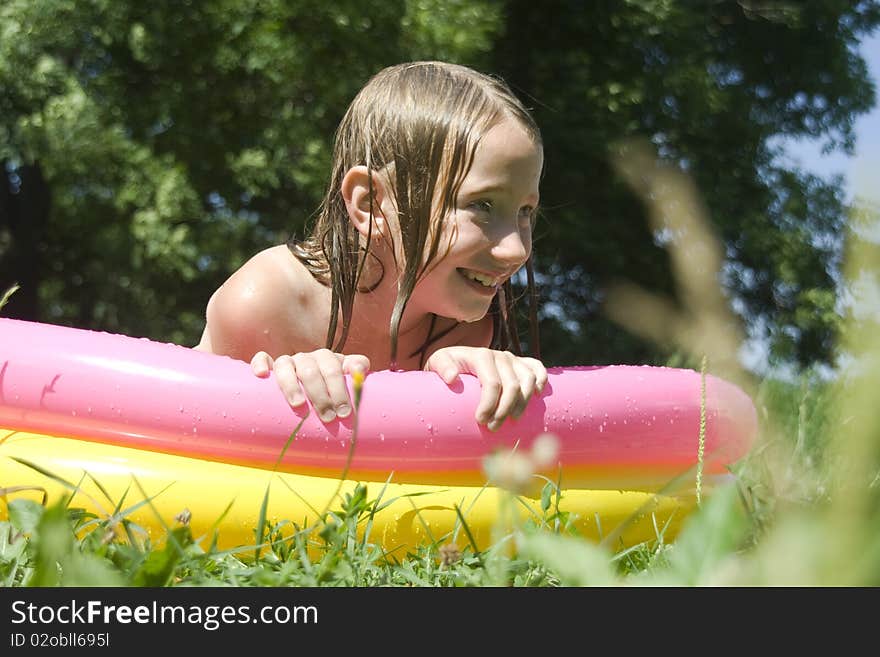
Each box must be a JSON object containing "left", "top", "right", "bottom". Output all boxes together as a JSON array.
[
  {"left": 511, "top": 358, "right": 538, "bottom": 417},
  {"left": 521, "top": 356, "right": 548, "bottom": 392},
  {"left": 470, "top": 353, "right": 502, "bottom": 427},
  {"left": 342, "top": 354, "right": 371, "bottom": 377},
  {"left": 256, "top": 350, "right": 370, "bottom": 423},
  {"left": 316, "top": 351, "right": 354, "bottom": 419},
  {"left": 488, "top": 352, "right": 525, "bottom": 431},
  {"left": 423, "top": 350, "right": 462, "bottom": 385},
  {"left": 424, "top": 347, "right": 547, "bottom": 430},
  {"left": 291, "top": 352, "right": 338, "bottom": 422},
  {"left": 250, "top": 351, "right": 274, "bottom": 377},
  {"left": 272, "top": 354, "right": 306, "bottom": 407}
]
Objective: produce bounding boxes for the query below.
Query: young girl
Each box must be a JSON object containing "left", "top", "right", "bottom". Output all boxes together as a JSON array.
[{"left": 195, "top": 61, "right": 547, "bottom": 432}]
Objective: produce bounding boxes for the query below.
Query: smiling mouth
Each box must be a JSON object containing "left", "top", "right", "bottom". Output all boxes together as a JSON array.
[{"left": 458, "top": 268, "right": 501, "bottom": 289}]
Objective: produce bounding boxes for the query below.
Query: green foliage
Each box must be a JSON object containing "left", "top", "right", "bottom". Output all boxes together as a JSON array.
[
  {"left": 1, "top": 1, "right": 877, "bottom": 370},
  {"left": 648, "top": 484, "right": 750, "bottom": 585},
  {"left": 129, "top": 526, "right": 194, "bottom": 586},
  {"left": 5, "top": 498, "right": 125, "bottom": 586},
  {"left": 400, "top": 0, "right": 502, "bottom": 61},
  {"left": 516, "top": 531, "right": 616, "bottom": 586},
  {"left": 0, "top": 0, "right": 504, "bottom": 344},
  {"left": 492, "top": 0, "right": 879, "bottom": 370}
]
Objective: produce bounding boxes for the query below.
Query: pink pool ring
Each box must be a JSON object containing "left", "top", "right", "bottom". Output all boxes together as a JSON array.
[{"left": 0, "top": 318, "right": 758, "bottom": 489}]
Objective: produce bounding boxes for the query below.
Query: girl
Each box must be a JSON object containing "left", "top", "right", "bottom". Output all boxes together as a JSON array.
[{"left": 195, "top": 61, "right": 547, "bottom": 432}]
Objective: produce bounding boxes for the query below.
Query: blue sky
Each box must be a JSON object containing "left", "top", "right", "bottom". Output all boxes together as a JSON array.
[
  {"left": 782, "top": 30, "right": 880, "bottom": 204},
  {"left": 740, "top": 30, "right": 880, "bottom": 374}
]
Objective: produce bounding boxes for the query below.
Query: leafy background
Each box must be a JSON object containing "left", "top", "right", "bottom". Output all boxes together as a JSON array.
[{"left": 2, "top": 0, "right": 879, "bottom": 374}]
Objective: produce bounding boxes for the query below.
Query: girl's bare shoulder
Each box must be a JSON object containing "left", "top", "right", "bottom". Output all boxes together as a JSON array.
[
  {"left": 197, "top": 245, "right": 327, "bottom": 360},
  {"left": 210, "top": 245, "right": 303, "bottom": 310}
]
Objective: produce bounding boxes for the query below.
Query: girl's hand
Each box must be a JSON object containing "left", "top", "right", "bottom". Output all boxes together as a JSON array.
[
  {"left": 251, "top": 349, "right": 370, "bottom": 423},
  {"left": 424, "top": 347, "right": 547, "bottom": 431}
]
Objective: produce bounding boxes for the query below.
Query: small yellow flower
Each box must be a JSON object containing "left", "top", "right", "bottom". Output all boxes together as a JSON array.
[{"left": 351, "top": 367, "right": 366, "bottom": 407}]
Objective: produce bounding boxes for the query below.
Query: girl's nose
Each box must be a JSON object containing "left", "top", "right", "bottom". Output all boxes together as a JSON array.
[{"left": 490, "top": 226, "right": 530, "bottom": 266}]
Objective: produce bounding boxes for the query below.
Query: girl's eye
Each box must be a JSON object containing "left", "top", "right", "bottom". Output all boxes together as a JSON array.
[
  {"left": 463, "top": 200, "right": 536, "bottom": 226},
  {"left": 469, "top": 200, "right": 493, "bottom": 214}
]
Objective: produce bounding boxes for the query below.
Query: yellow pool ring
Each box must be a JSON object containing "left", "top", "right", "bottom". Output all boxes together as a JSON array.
[{"left": 1, "top": 430, "right": 698, "bottom": 555}]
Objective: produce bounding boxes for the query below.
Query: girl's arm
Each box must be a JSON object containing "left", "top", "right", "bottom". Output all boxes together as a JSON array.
[{"left": 195, "top": 247, "right": 368, "bottom": 424}]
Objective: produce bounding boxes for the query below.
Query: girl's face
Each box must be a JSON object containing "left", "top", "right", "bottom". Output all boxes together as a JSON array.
[{"left": 408, "top": 118, "right": 543, "bottom": 323}]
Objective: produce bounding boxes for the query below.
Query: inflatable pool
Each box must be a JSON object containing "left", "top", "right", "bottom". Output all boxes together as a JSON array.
[{"left": 0, "top": 318, "right": 758, "bottom": 552}]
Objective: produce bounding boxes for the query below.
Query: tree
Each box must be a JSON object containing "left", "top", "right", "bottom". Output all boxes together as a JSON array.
[
  {"left": 0, "top": 0, "right": 503, "bottom": 344},
  {"left": 493, "top": 0, "right": 879, "bottom": 370},
  {"left": 2, "top": 0, "right": 878, "bottom": 371}
]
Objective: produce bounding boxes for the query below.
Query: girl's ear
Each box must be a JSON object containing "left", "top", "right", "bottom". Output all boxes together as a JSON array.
[{"left": 341, "top": 165, "right": 388, "bottom": 239}]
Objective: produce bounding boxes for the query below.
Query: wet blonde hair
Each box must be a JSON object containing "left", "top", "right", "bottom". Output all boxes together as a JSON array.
[{"left": 289, "top": 61, "right": 542, "bottom": 365}]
